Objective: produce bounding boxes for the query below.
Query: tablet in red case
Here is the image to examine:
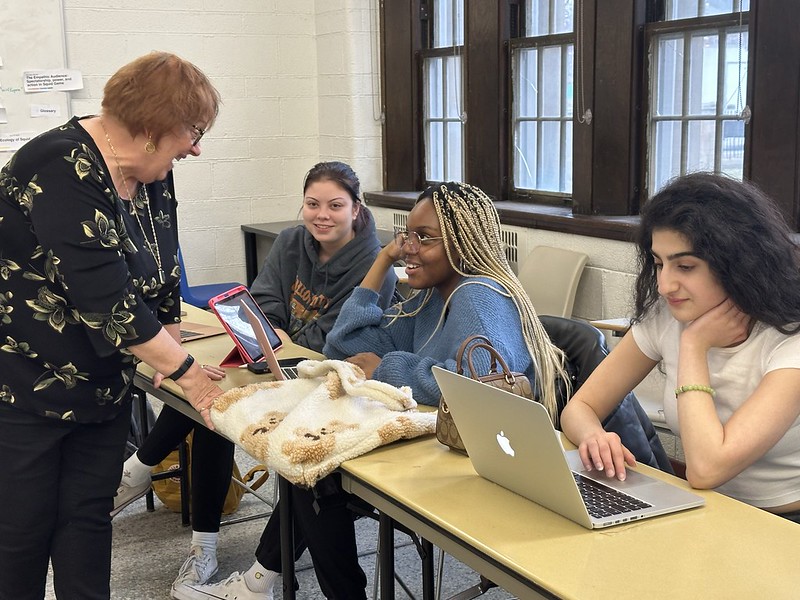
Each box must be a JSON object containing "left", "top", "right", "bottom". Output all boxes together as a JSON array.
[{"left": 208, "top": 285, "right": 283, "bottom": 367}]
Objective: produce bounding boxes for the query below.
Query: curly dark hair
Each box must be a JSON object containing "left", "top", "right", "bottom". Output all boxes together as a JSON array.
[{"left": 633, "top": 172, "right": 800, "bottom": 334}]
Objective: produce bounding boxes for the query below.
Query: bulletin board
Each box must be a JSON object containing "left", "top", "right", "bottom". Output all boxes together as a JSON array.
[{"left": 0, "top": 0, "right": 73, "bottom": 163}]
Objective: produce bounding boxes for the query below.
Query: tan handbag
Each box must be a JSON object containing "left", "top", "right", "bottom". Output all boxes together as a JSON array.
[
  {"left": 151, "top": 432, "right": 269, "bottom": 515},
  {"left": 436, "top": 335, "right": 533, "bottom": 454}
]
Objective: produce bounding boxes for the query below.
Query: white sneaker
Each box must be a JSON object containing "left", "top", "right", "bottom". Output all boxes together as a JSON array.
[
  {"left": 170, "top": 546, "right": 219, "bottom": 596},
  {"left": 110, "top": 468, "right": 151, "bottom": 518},
  {"left": 172, "top": 571, "right": 273, "bottom": 600}
]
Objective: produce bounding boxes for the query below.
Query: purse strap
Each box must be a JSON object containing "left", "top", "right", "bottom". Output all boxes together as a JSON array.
[
  {"left": 465, "top": 342, "right": 514, "bottom": 380},
  {"left": 455, "top": 335, "right": 516, "bottom": 382},
  {"left": 455, "top": 335, "right": 492, "bottom": 375}
]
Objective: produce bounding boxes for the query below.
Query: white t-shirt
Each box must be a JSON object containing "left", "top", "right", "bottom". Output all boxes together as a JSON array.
[{"left": 632, "top": 303, "right": 800, "bottom": 508}]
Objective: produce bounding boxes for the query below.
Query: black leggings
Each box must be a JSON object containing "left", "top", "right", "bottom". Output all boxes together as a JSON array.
[
  {"left": 256, "top": 474, "right": 368, "bottom": 600},
  {"left": 137, "top": 405, "right": 234, "bottom": 532},
  {"left": 0, "top": 402, "right": 130, "bottom": 600}
]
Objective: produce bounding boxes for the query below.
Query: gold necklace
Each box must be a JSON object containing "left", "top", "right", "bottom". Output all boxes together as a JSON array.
[{"left": 100, "top": 118, "right": 166, "bottom": 284}]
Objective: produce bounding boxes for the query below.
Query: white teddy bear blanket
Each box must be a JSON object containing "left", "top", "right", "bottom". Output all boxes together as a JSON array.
[{"left": 210, "top": 359, "right": 437, "bottom": 487}]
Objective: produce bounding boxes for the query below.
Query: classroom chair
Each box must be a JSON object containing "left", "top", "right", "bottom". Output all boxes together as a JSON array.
[
  {"left": 178, "top": 247, "right": 243, "bottom": 309},
  {"left": 516, "top": 245, "right": 588, "bottom": 318}
]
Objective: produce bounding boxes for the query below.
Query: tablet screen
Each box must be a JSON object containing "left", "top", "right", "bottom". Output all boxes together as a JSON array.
[{"left": 208, "top": 286, "right": 282, "bottom": 362}]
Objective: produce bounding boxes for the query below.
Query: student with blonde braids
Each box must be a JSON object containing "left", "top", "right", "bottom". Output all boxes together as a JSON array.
[{"left": 325, "top": 181, "right": 569, "bottom": 419}]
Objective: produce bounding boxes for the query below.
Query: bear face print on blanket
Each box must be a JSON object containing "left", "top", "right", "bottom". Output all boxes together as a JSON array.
[{"left": 210, "top": 359, "right": 437, "bottom": 487}]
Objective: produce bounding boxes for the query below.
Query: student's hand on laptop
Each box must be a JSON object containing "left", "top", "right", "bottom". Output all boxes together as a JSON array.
[
  {"left": 345, "top": 352, "right": 381, "bottom": 379},
  {"left": 578, "top": 431, "right": 637, "bottom": 481}
]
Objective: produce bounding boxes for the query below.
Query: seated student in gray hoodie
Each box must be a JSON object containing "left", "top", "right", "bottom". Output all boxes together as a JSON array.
[
  {"left": 250, "top": 162, "right": 397, "bottom": 353},
  {"left": 116, "top": 162, "right": 396, "bottom": 600}
]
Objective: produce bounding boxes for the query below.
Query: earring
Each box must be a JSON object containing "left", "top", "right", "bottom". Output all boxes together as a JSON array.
[{"left": 144, "top": 135, "right": 156, "bottom": 154}]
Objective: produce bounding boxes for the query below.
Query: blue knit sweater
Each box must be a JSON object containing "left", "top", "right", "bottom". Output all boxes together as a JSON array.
[{"left": 323, "top": 277, "right": 534, "bottom": 406}]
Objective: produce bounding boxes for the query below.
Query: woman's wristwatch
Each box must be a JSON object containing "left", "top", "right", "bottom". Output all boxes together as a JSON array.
[{"left": 167, "top": 354, "right": 195, "bottom": 382}]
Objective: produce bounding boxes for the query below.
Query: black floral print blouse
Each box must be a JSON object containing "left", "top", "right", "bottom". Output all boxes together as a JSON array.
[{"left": 0, "top": 116, "right": 181, "bottom": 422}]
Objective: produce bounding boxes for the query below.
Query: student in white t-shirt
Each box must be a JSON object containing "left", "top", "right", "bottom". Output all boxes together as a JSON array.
[{"left": 561, "top": 172, "right": 800, "bottom": 520}]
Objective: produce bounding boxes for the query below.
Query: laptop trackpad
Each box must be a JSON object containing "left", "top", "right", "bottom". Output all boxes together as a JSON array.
[{"left": 565, "top": 449, "right": 656, "bottom": 490}]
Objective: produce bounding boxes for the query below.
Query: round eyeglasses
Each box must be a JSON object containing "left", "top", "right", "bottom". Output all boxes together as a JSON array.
[{"left": 394, "top": 230, "right": 445, "bottom": 253}]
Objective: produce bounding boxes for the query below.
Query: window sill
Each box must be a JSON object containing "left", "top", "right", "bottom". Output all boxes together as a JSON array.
[{"left": 364, "top": 191, "right": 639, "bottom": 242}]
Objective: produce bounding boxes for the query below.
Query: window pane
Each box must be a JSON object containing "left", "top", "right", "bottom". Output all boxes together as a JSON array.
[
  {"left": 445, "top": 56, "right": 463, "bottom": 119},
  {"left": 687, "top": 33, "right": 718, "bottom": 116},
  {"left": 665, "top": 0, "right": 749, "bottom": 20},
  {"left": 514, "top": 122, "right": 538, "bottom": 190},
  {"left": 426, "top": 58, "right": 443, "bottom": 119},
  {"left": 723, "top": 29, "right": 748, "bottom": 114},
  {"left": 541, "top": 46, "right": 563, "bottom": 117},
  {"left": 540, "top": 121, "right": 562, "bottom": 191},
  {"left": 655, "top": 36, "right": 684, "bottom": 117},
  {"left": 527, "top": 0, "right": 574, "bottom": 35},
  {"left": 433, "top": 0, "right": 464, "bottom": 48},
  {"left": 517, "top": 48, "right": 539, "bottom": 118},
  {"left": 446, "top": 122, "right": 463, "bottom": 181},
  {"left": 721, "top": 119, "right": 745, "bottom": 178},
  {"left": 427, "top": 122, "right": 444, "bottom": 181},
  {"left": 651, "top": 120, "right": 682, "bottom": 192},
  {"left": 685, "top": 119, "right": 716, "bottom": 172}
]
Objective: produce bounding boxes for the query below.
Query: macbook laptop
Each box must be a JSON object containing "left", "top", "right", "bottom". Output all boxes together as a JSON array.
[
  {"left": 432, "top": 367, "right": 704, "bottom": 529},
  {"left": 239, "top": 300, "right": 300, "bottom": 381},
  {"left": 179, "top": 321, "right": 226, "bottom": 342}
]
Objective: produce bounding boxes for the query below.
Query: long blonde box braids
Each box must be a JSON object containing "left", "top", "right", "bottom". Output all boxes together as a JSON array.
[{"left": 431, "top": 183, "right": 570, "bottom": 422}]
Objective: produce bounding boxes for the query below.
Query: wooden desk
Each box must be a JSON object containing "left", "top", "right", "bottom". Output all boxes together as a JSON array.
[
  {"left": 241, "top": 221, "right": 395, "bottom": 286},
  {"left": 589, "top": 317, "right": 631, "bottom": 337},
  {"left": 340, "top": 435, "right": 800, "bottom": 600}
]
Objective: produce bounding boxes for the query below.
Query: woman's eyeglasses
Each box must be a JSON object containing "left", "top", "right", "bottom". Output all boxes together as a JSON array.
[
  {"left": 190, "top": 125, "right": 206, "bottom": 146},
  {"left": 394, "top": 230, "right": 444, "bottom": 253}
]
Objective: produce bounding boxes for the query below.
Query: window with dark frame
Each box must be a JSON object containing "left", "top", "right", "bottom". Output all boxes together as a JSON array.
[{"left": 377, "top": 0, "right": 800, "bottom": 235}]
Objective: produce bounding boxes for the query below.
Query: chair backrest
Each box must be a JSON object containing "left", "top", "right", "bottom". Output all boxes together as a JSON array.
[
  {"left": 177, "top": 247, "right": 191, "bottom": 299},
  {"left": 539, "top": 315, "right": 673, "bottom": 473},
  {"left": 517, "top": 245, "right": 588, "bottom": 318}
]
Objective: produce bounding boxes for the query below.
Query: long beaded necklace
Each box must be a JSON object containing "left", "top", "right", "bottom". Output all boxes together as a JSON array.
[{"left": 100, "top": 118, "right": 166, "bottom": 284}]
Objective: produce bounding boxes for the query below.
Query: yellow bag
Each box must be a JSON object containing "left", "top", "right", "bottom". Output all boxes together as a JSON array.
[{"left": 151, "top": 432, "right": 269, "bottom": 515}]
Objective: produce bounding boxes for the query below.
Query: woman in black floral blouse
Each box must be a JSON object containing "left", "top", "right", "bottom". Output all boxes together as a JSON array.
[{"left": 0, "top": 52, "right": 224, "bottom": 600}]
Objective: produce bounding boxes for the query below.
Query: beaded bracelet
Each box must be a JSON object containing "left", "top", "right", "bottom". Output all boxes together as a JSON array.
[{"left": 675, "top": 384, "right": 716, "bottom": 398}]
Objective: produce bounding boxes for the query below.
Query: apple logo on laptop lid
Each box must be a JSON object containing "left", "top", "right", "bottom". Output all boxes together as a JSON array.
[{"left": 496, "top": 431, "right": 515, "bottom": 457}]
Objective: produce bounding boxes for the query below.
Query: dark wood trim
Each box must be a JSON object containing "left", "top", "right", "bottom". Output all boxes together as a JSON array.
[
  {"left": 364, "top": 190, "right": 638, "bottom": 242},
  {"left": 464, "top": 0, "right": 508, "bottom": 198},
  {"left": 588, "top": 0, "right": 645, "bottom": 216},
  {"left": 381, "top": 0, "right": 421, "bottom": 190},
  {"left": 747, "top": 0, "right": 800, "bottom": 228},
  {"left": 571, "top": 0, "right": 596, "bottom": 215}
]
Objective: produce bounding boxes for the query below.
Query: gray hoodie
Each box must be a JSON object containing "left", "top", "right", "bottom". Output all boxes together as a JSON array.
[{"left": 250, "top": 209, "right": 397, "bottom": 353}]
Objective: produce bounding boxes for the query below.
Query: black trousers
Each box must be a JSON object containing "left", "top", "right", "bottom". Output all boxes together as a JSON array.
[
  {"left": 136, "top": 404, "right": 234, "bottom": 532},
  {"left": 0, "top": 401, "right": 130, "bottom": 600},
  {"left": 256, "top": 474, "right": 368, "bottom": 600}
]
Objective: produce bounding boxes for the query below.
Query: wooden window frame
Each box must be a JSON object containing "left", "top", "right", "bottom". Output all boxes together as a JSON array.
[{"left": 377, "top": 0, "right": 800, "bottom": 237}]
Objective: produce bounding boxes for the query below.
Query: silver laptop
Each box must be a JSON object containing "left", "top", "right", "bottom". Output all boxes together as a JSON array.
[
  {"left": 239, "top": 301, "right": 299, "bottom": 381},
  {"left": 432, "top": 367, "right": 704, "bottom": 529}
]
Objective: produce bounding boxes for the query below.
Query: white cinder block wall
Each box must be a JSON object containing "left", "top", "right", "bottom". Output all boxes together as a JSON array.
[{"left": 61, "top": 0, "right": 639, "bottom": 323}]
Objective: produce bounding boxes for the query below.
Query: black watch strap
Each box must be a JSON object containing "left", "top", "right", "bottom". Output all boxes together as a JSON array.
[{"left": 167, "top": 354, "right": 195, "bottom": 381}]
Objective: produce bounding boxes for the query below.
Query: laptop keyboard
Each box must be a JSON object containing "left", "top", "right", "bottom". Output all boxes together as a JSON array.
[
  {"left": 573, "top": 472, "right": 652, "bottom": 518},
  {"left": 280, "top": 366, "right": 300, "bottom": 379},
  {"left": 179, "top": 329, "right": 200, "bottom": 340}
]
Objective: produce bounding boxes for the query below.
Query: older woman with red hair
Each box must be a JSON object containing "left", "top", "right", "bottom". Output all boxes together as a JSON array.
[{"left": 0, "top": 52, "right": 223, "bottom": 599}]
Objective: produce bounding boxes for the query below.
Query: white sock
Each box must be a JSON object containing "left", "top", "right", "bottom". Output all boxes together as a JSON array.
[
  {"left": 191, "top": 531, "right": 218, "bottom": 556},
  {"left": 122, "top": 452, "right": 154, "bottom": 484},
  {"left": 243, "top": 561, "right": 278, "bottom": 594}
]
